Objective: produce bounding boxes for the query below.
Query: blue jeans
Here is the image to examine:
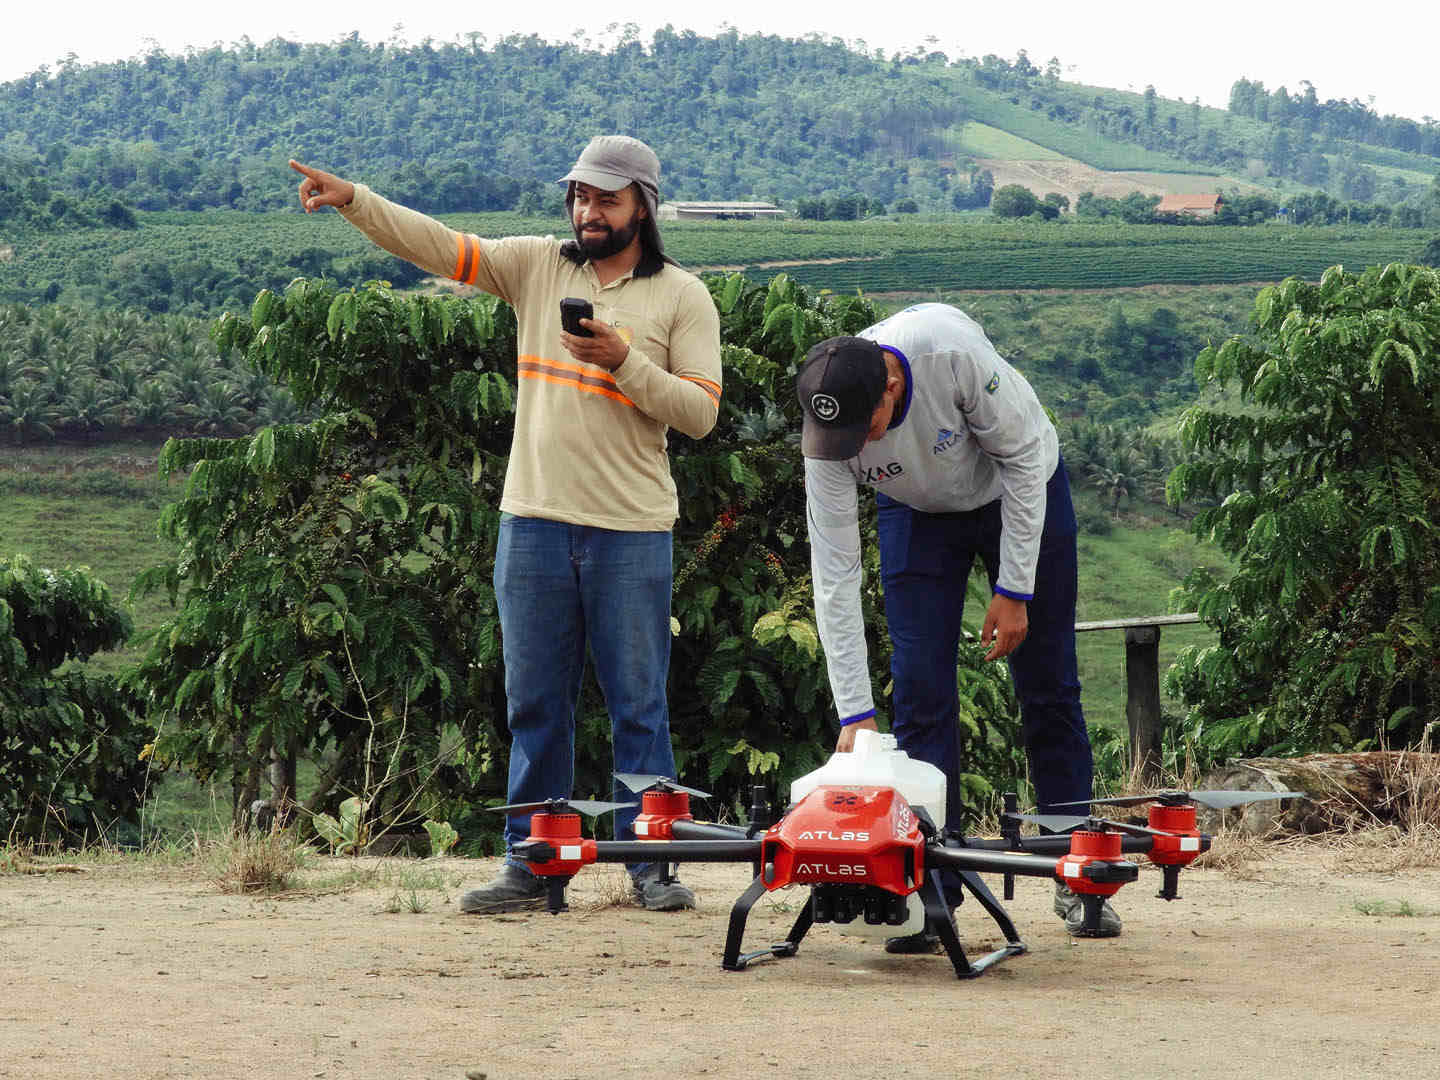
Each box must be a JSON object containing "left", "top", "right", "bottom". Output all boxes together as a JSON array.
[
  {"left": 876, "top": 459, "right": 1092, "bottom": 829},
  {"left": 494, "top": 514, "right": 675, "bottom": 871}
]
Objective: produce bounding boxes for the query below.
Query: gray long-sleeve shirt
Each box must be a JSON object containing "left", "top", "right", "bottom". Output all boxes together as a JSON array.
[{"left": 804, "top": 303, "right": 1059, "bottom": 723}]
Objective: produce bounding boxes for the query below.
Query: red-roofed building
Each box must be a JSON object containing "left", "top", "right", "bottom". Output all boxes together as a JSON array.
[{"left": 1155, "top": 193, "right": 1224, "bottom": 217}]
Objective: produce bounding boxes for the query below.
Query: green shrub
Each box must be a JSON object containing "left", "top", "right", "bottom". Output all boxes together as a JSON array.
[{"left": 1, "top": 554, "right": 148, "bottom": 845}]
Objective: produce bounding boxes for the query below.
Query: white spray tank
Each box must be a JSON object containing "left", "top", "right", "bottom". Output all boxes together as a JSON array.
[{"left": 787, "top": 728, "right": 946, "bottom": 938}]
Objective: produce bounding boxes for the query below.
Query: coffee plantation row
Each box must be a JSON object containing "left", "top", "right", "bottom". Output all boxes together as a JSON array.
[{"left": 2, "top": 209, "right": 1429, "bottom": 315}]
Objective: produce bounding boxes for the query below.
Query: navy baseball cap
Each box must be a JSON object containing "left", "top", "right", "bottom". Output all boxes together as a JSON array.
[{"left": 796, "top": 336, "right": 888, "bottom": 460}]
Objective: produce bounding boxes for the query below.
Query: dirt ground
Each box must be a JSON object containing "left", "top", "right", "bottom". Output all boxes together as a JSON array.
[
  {"left": 972, "top": 158, "right": 1267, "bottom": 206},
  {"left": 3, "top": 844, "right": 1438, "bottom": 1080}
]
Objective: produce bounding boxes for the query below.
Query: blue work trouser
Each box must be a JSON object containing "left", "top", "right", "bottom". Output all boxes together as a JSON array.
[
  {"left": 876, "top": 459, "right": 1093, "bottom": 836},
  {"left": 494, "top": 514, "right": 675, "bottom": 871}
]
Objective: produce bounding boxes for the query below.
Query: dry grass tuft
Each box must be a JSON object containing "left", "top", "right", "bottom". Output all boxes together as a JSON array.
[
  {"left": 1384, "top": 749, "right": 1440, "bottom": 831},
  {"left": 0, "top": 840, "right": 35, "bottom": 875},
  {"left": 1191, "top": 826, "right": 1278, "bottom": 879},
  {"left": 1317, "top": 822, "right": 1440, "bottom": 873},
  {"left": 576, "top": 867, "right": 638, "bottom": 913},
  {"left": 209, "top": 828, "right": 310, "bottom": 894}
]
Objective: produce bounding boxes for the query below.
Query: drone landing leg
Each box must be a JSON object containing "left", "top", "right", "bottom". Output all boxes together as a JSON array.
[
  {"left": 1158, "top": 865, "right": 1182, "bottom": 901},
  {"left": 720, "top": 875, "right": 799, "bottom": 971},
  {"left": 955, "top": 869, "right": 1025, "bottom": 947},
  {"left": 921, "top": 870, "right": 1025, "bottom": 979}
]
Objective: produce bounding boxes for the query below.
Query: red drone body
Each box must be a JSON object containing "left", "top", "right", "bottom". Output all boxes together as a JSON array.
[{"left": 759, "top": 785, "right": 925, "bottom": 894}]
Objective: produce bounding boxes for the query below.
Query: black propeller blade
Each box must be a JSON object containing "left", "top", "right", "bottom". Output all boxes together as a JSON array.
[
  {"left": 1009, "top": 812, "right": 1175, "bottom": 838},
  {"left": 489, "top": 797, "right": 637, "bottom": 817},
  {"left": 1052, "top": 789, "right": 1308, "bottom": 811},
  {"left": 614, "top": 773, "right": 712, "bottom": 799},
  {"left": 1007, "top": 812, "right": 1091, "bottom": 833}
]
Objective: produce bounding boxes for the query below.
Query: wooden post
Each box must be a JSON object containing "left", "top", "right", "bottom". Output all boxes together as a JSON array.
[{"left": 1124, "top": 625, "right": 1163, "bottom": 786}]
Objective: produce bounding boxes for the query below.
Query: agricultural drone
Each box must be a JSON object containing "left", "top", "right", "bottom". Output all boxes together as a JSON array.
[{"left": 496, "top": 768, "right": 1304, "bottom": 980}]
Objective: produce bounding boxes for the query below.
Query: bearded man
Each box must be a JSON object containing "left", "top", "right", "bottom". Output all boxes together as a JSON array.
[{"left": 290, "top": 136, "right": 721, "bottom": 914}]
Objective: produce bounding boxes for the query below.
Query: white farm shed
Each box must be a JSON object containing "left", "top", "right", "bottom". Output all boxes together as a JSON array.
[{"left": 657, "top": 201, "right": 787, "bottom": 221}]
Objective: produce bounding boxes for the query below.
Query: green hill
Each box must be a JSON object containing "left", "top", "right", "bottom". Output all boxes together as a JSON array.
[{"left": 2, "top": 33, "right": 1435, "bottom": 221}]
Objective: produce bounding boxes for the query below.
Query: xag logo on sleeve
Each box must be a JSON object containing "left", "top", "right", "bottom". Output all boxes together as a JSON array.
[{"left": 810, "top": 393, "right": 840, "bottom": 422}]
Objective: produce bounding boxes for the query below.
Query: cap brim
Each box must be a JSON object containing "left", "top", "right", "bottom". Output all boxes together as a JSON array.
[
  {"left": 801, "top": 418, "right": 870, "bottom": 461},
  {"left": 558, "top": 167, "right": 633, "bottom": 191}
]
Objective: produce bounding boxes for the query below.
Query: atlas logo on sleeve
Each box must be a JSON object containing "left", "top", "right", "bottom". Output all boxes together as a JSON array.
[
  {"left": 810, "top": 393, "right": 841, "bottom": 422},
  {"left": 934, "top": 428, "right": 960, "bottom": 455}
]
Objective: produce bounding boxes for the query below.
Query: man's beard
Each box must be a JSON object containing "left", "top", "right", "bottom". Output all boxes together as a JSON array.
[{"left": 573, "top": 211, "right": 643, "bottom": 260}]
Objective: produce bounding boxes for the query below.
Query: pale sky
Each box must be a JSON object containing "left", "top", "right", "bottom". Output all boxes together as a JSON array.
[{"left": 3, "top": 2, "right": 1437, "bottom": 124}]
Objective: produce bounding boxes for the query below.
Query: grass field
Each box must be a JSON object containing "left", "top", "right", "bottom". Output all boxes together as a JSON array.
[
  {"left": 952, "top": 121, "right": 1068, "bottom": 161},
  {"left": 1070, "top": 497, "right": 1220, "bottom": 740},
  {"left": 0, "top": 441, "right": 179, "bottom": 677}
]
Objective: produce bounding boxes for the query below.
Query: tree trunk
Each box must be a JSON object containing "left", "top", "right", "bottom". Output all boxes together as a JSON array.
[
  {"left": 1196, "top": 751, "right": 1440, "bottom": 834},
  {"left": 268, "top": 738, "right": 297, "bottom": 823}
]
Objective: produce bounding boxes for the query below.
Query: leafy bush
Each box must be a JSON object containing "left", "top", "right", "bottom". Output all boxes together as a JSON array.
[
  {"left": 1, "top": 554, "right": 148, "bottom": 844},
  {"left": 1167, "top": 263, "right": 1440, "bottom": 760}
]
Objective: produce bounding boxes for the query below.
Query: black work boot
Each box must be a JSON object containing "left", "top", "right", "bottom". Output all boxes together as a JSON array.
[
  {"left": 458, "top": 864, "right": 546, "bottom": 914},
  {"left": 883, "top": 930, "right": 940, "bottom": 954},
  {"left": 630, "top": 864, "right": 696, "bottom": 911},
  {"left": 1054, "top": 881, "right": 1123, "bottom": 937}
]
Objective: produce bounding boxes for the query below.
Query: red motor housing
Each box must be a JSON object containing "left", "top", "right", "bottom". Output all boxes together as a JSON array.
[
  {"left": 759, "top": 786, "right": 925, "bottom": 895},
  {"left": 1145, "top": 802, "right": 1204, "bottom": 867},
  {"left": 632, "top": 789, "right": 693, "bottom": 840},
  {"left": 523, "top": 810, "right": 597, "bottom": 877},
  {"left": 1056, "top": 829, "right": 1126, "bottom": 896}
]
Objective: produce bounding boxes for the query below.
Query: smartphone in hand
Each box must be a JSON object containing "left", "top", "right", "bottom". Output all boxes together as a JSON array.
[{"left": 560, "top": 297, "right": 594, "bottom": 337}]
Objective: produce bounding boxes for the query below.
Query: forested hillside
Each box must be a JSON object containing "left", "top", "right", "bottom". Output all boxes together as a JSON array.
[
  {"left": 1, "top": 31, "right": 1436, "bottom": 219},
  {"left": 0, "top": 33, "right": 965, "bottom": 214}
]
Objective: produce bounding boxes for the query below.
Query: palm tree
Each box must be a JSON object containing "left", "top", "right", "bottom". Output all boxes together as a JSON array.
[
  {"left": 27, "top": 351, "right": 89, "bottom": 404},
  {"left": 1, "top": 381, "right": 58, "bottom": 446},
  {"left": 127, "top": 381, "right": 180, "bottom": 431},
  {"left": 1094, "top": 453, "right": 1141, "bottom": 516},
  {"left": 189, "top": 381, "right": 251, "bottom": 434},
  {"left": 83, "top": 321, "right": 142, "bottom": 379},
  {"left": 105, "top": 357, "right": 148, "bottom": 406},
  {"left": 254, "top": 386, "right": 303, "bottom": 426},
  {"left": 60, "top": 377, "right": 123, "bottom": 442},
  {"left": 0, "top": 351, "right": 21, "bottom": 398},
  {"left": 168, "top": 353, "right": 220, "bottom": 407},
  {"left": 236, "top": 368, "right": 277, "bottom": 411}
]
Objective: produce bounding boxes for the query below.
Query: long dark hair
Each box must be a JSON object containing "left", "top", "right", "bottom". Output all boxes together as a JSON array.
[{"left": 559, "top": 182, "right": 670, "bottom": 278}]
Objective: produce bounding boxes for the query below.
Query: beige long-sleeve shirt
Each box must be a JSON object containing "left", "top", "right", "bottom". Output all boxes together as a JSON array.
[{"left": 339, "top": 185, "right": 722, "bottom": 531}]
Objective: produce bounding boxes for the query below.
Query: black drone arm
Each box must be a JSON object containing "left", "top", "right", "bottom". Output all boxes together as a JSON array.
[
  {"left": 565, "top": 839, "right": 761, "bottom": 864},
  {"left": 926, "top": 845, "right": 1138, "bottom": 885}
]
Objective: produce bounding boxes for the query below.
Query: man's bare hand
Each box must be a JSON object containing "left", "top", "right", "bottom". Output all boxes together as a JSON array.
[
  {"left": 560, "top": 319, "right": 630, "bottom": 371},
  {"left": 289, "top": 159, "right": 355, "bottom": 213},
  {"left": 981, "top": 593, "right": 1029, "bottom": 660},
  {"left": 835, "top": 716, "right": 879, "bottom": 753}
]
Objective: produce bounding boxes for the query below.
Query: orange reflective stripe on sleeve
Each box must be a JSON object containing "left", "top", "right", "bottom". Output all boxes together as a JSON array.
[
  {"left": 682, "top": 376, "right": 722, "bottom": 407},
  {"left": 452, "top": 234, "right": 480, "bottom": 284}
]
